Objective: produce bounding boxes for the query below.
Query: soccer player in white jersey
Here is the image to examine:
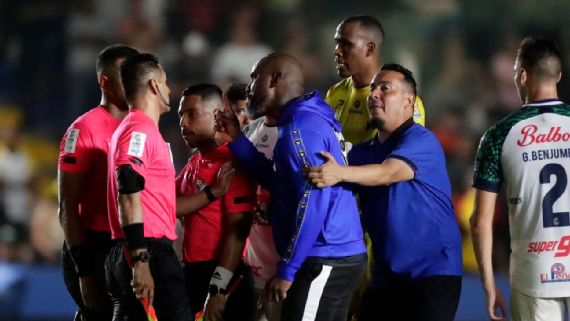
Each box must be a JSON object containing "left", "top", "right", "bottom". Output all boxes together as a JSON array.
[
  {"left": 471, "top": 37, "right": 570, "bottom": 321},
  {"left": 242, "top": 114, "right": 281, "bottom": 321}
]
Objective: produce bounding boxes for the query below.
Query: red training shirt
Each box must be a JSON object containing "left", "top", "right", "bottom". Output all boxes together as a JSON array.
[{"left": 176, "top": 143, "right": 256, "bottom": 263}]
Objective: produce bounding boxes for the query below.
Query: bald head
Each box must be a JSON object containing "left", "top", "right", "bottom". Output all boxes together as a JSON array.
[
  {"left": 246, "top": 53, "right": 306, "bottom": 119},
  {"left": 258, "top": 53, "right": 305, "bottom": 89}
]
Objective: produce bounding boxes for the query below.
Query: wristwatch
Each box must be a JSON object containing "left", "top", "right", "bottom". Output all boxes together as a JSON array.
[{"left": 132, "top": 251, "right": 150, "bottom": 264}]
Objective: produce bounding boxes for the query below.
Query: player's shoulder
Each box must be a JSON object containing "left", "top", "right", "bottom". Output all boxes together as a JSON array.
[
  {"left": 396, "top": 124, "right": 442, "bottom": 154},
  {"left": 243, "top": 117, "right": 266, "bottom": 137},
  {"left": 213, "top": 143, "right": 235, "bottom": 162},
  {"left": 326, "top": 77, "right": 352, "bottom": 100},
  {"left": 67, "top": 106, "right": 105, "bottom": 130},
  {"left": 550, "top": 103, "right": 570, "bottom": 116},
  {"left": 484, "top": 107, "right": 539, "bottom": 141},
  {"left": 120, "top": 111, "right": 155, "bottom": 134}
]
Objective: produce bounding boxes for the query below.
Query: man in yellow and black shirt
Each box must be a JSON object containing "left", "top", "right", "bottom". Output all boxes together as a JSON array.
[{"left": 326, "top": 15, "right": 425, "bottom": 144}]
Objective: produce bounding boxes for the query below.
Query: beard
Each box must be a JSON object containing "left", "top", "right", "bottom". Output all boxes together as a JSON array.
[
  {"left": 246, "top": 103, "right": 264, "bottom": 120},
  {"left": 368, "top": 116, "right": 385, "bottom": 130},
  {"left": 247, "top": 93, "right": 269, "bottom": 119}
]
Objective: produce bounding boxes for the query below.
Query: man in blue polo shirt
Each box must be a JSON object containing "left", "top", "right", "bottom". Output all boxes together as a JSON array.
[{"left": 306, "top": 63, "right": 462, "bottom": 321}]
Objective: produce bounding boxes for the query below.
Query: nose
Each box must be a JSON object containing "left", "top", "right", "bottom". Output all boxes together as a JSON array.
[
  {"left": 334, "top": 44, "right": 342, "bottom": 58},
  {"left": 179, "top": 115, "right": 187, "bottom": 129},
  {"left": 370, "top": 87, "right": 381, "bottom": 100}
]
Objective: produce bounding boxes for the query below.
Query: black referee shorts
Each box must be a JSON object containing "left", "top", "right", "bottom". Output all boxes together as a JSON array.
[
  {"left": 183, "top": 260, "right": 256, "bottom": 321},
  {"left": 62, "top": 231, "right": 113, "bottom": 321},
  {"left": 359, "top": 275, "right": 462, "bottom": 321},
  {"left": 105, "top": 238, "right": 193, "bottom": 321}
]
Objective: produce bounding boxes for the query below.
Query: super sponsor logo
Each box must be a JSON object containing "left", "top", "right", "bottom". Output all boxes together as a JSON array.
[
  {"left": 540, "top": 263, "right": 570, "bottom": 283},
  {"left": 527, "top": 235, "right": 570, "bottom": 257}
]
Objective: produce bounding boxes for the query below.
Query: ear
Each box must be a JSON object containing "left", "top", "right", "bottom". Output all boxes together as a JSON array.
[
  {"left": 366, "top": 42, "right": 376, "bottom": 57},
  {"left": 149, "top": 79, "right": 159, "bottom": 95},
  {"left": 270, "top": 72, "right": 282, "bottom": 88},
  {"left": 520, "top": 68, "right": 528, "bottom": 85},
  {"left": 405, "top": 93, "right": 415, "bottom": 111},
  {"left": 557, "top": 72, "right": 562, "bottom": 83},
  {"left": 98, "top": 75, "right": 108, "bottom": 89}
]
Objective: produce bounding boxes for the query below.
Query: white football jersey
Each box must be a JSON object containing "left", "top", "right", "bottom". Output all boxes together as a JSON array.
[
  {"left": 242, "top": 117, "right": 281, "bottom": 289},
  {"left": 474, "top": 100, "right": 570, "bottom": 297}
]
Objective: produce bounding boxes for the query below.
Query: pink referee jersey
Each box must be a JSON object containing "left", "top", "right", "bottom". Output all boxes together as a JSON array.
[
  {"left": 58, "top": 105, "right": 121, "bottom": 232},
  {"left": 107, "top": 109, "right": 177, "bottom": 240}
]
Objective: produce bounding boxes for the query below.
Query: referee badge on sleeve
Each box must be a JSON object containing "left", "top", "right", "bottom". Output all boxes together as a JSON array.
[
  {"left": 64, "top": 128, "right": 79, "bottom": 153},
  {"left": 128, "top": 132, "right": 146, "bottom": 157}
]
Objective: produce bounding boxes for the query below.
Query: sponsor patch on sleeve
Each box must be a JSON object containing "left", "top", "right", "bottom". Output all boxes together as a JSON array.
[
  {"left": 127, "top": 132, "right": 147, "bottom": 157},
  {"left": 64, "top": 128, "right": 80, "bottom": 153}
]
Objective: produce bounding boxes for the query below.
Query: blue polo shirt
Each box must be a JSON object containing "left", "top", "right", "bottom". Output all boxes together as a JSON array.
[{"left": 349, "top": 119, "right": 462, "bottom": 288}]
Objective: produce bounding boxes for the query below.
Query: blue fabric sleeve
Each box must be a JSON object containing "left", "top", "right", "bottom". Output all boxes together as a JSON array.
[
  {"left": 388, "top": 129, "right": 433, "bottom": 179},
  {"left": 228, "top": 134, "right": 276, "bottom": 191},
  {"left": 276, "top": 128, "right": 334, "bottom": 281},
  {"left": 388, "top": 128, "right": 454, "bottom": 196}
]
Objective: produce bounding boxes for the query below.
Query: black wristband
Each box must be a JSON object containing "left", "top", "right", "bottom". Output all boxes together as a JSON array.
[
  {"left": 204, "top": 186, "right": 217, "bottom": 202},
  {"left": 69, "top": 244, "right": 95, "bottom": 277},
  {"left": 123, "top": 223, "right": 146, "bottom": 250}
]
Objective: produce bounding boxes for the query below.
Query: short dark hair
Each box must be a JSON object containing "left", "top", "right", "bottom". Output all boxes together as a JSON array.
[
  {"left": 120, "top": 53, "right": 161, "bottom": 103},
  {"left": 341, "top": 15, "right": 385, "bottom": 46},
  {"left": 381, "top": 63, "right": 417, "bottom": 96},
  {"left": 96, "top": 44, "right": 138, "bottom": 76},
  {"left": 225, "top": 83, "right": 248, "bottom": 103},
  {"left": 517, "top": 36, "right": 562, "bottom": 80},
  {"left": 182, "top": 83, "right": 223, "bottom": 105}
]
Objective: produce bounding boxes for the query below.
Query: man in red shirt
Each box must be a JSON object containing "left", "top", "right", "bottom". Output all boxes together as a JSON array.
[
  {"left": 176, "top": 83, "right": 257, "bottom": 321},
  {"left": 105, "top": 53, "right": 192, "bottom": 321},
  {"left": 58, "top": 44, "right": 138, "bottom": 321}
]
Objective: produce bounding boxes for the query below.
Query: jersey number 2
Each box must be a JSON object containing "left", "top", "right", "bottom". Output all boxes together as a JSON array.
[{"left": 540, "top": 163, "right": 570, "bottom": 228}]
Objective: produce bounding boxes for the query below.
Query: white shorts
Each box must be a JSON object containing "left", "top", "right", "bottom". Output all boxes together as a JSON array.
[{"left": 511, "top": 288, "right": 570, "bottom": 321}]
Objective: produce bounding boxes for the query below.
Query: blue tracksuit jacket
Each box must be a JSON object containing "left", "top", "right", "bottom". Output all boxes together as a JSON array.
[{"left": 229, "top": 92, "right": 366, "bottom": 281}]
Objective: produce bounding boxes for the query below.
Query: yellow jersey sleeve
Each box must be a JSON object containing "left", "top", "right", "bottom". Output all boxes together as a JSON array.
[
  {"left": 414, "top": 96, "right": 426, "bottom": 126},
  {"left": 325, "top": 78, "right": 376, "bottom": 144}
]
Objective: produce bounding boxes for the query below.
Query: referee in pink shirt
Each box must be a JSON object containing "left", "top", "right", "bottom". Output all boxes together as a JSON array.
[
  {"left": 105, "top": 53, "right": 192, "bottom": 321},
  {"left": 59, "top": 44, "right": 138, "bottom": 321}
]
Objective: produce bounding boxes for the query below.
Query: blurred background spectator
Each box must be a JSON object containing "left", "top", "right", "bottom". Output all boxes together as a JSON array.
[{"left": 0, "top": 1, "right": 569, "bottom": 320}]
